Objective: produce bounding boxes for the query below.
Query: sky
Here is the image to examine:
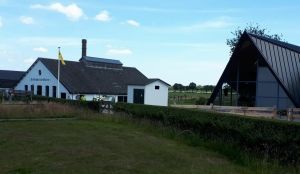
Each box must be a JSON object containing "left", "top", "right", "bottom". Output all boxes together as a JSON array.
[{"left": 1, "top": 0, "right": 300, "bottom": 86}]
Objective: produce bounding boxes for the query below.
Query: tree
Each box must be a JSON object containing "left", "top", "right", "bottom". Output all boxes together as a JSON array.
[
  {"left": 188, "top": 82, "right": 197, "bottom": 91},
  {"left": 226, "top": 24, "right": 283, "bottom": 54},
  {"left": 203, "top": 85, "right": 215, "bottom": 93},
  {"left": 173, "top": 83, "right": 184, "bottom": 91}
]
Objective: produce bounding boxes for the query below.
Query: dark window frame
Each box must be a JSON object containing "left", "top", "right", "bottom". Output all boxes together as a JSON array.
[
  {"left": 45, "top": 86, "right": 49, "bottom": 97},
  {"left": 155, "top": 85, "right": 160, "bottom": 90}
]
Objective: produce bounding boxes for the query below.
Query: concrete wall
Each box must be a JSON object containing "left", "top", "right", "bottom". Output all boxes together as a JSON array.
[
  {"left": 145, "top": 81, "right": 169, "bottom": 106},
  {"left": 256, "top": 67, "right": 294, "bottom": 109},
  {"left": 15, "top": 61, "right": 70, "bottom": 99}
]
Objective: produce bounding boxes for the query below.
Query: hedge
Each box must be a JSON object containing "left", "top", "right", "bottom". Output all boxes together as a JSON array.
[{"left": 114, "top": 103, "right": 300, "bottom": 165}]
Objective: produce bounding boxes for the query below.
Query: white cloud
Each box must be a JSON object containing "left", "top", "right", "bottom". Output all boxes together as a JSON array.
[
  {"left": 23, "top": 58, "right": 35, "bottom": 64},
  {"left": 126, "top": 20, "right": 140, "bottom": 27},
  {"left": 95, "top": 10, "right": 111, "bottom": 22},
  {"left": 33, "top": 47, "right": 48, "bottom": 53},
  {"left": 106, "top": 48, "right": 132, "bottom": 56},
  {"left": 0, "top": 16, "right": 3, "bottom": 28},
  {"left": 31, "top": 3, "right": 84, "bottom": 21},
  {"left": 20, "top": 16, "right": 35, "bottom": 25}
]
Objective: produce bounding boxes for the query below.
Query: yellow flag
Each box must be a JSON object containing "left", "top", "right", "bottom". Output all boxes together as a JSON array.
[{"left": 58, "top": 51, "right": 66, "bottom": 65}]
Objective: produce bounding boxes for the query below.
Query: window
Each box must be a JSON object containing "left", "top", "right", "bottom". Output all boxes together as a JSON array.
[
  {"left": 45, "top": 86, "right": 49, "bottom": 97},
  {"left": 61, "top": 93, "right": 66, "bottom": 99},
  {"left": 118, "top": 96, "right": 128, "bottom": 103},
  {"left": 38, "top": 70, "right": 42, "bottom": 76},
  {"left": 155, "top": 85, "right": 160, "bottom": 90},
  {"left": 31, "top": 85, "right": 34, "bottom": 94},
  {"left": 52, "top": 86, "right": 57, "bottom": 98},
  {"left": 25, "top": 85, "right": 28, "bottom": 91},
  {"left": 37, "top": 85, "right": 42, "bottom": 96}
]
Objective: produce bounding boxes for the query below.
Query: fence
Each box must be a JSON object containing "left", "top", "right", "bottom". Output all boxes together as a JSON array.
[
  {"left": 171, "top": 104, "right": 277, "bottom": 119},
  {"left": 287, "top": 108, "right": 300, "bottom": 121}
]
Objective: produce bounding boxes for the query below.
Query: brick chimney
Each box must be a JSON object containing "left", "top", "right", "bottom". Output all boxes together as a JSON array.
[{"left": 82, "top": 39, "right": 87, "bottom": 57}]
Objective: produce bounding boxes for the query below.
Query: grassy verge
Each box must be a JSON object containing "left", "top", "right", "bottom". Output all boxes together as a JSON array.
[
  {"left": 0, "top": 102, "right": 93, "bottom": 119},
  {"left": 0, "top": 117, "right": 258, "bottom": 174}
]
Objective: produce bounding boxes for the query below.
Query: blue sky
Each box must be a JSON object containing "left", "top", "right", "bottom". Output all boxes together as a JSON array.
[{"left": 0, "top": 0, "right": 300, "bottom": 85}]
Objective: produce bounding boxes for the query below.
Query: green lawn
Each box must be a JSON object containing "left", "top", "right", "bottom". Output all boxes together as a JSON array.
[
  {"left": 169, "top": 91, "right": 211, "bottom": 105},
  {"left": 0, "top": 118, "right": 261, "bottom": 174}
]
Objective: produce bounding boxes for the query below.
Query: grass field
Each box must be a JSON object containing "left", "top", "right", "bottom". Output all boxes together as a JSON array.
[
  {"left": 0, "top": 102, "right": 298, "bottom": 174},
  {"left": 169, "top": 91, "right": 211, "bottom": 105},
  {"left": 0, "top": 116, "right": 289, "bottom": 174}
]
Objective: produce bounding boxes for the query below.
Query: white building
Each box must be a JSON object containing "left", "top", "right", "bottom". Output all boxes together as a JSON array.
[
  {"left": 13, "top": 39, "right": 170, "bottom": 106},
  {"left": 128, "top": 79, "right": 170, "bottom": 106}
]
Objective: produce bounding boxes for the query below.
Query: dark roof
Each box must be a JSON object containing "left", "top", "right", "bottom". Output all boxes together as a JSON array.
[
  {"left": 80, "top": 56, "right": 123, "bottom": 65},
  {"left": 0, "top": 70, "right": 25, "bottom": 88},
  {"left": 146, "top": 78, "right": 171, "bottom": 86},
  {"left": 248, "top": 33, "right": 300, "bottom": 53},
  {"left": 208, "top": 31, "right": 300, "bottom": 107},
  {"left": 36, "top": 58, "right": 149, "bottom": 95}
]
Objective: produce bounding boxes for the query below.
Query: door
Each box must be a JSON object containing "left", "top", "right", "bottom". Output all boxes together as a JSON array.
[
  {"left": 133, "top": 89, "right": 144, "bottom": 104},
  {"left": 37, "top": 85, "right": 42, "bottom": 96}
]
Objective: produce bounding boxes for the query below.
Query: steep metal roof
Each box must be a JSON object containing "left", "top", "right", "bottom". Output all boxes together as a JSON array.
[
  {"left": 208, "top": 32, "right": 300, "bottom": 107},
  {"left": 248, "top": 33, "right": 300, "bottom": 106}
]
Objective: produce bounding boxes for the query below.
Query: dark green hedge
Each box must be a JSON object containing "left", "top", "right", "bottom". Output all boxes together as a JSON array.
[{"left": 114, "top": 103, "right": 300, "bottom": 165}]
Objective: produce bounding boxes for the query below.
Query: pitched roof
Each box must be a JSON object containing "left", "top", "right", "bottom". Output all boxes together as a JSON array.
[
  {"left": 146, "top": 78, "right": 171, "bottom": 86},
  {"left": 208, "top": 31, "right": 300, "bottom": 107},
  {"left": 248, "top": 33, "right": 300, "bottom": 106},
  {"left": 0, "top": 70, "right": 25, "bottom": 88},
  {"left": 38, "top": 58, "right": 149, "bottom": 95}
]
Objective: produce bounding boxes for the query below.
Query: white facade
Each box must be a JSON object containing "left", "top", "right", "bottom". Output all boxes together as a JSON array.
[
  {"left": 15, "top": 61, "right": 70, "bottom": 99},
  {"left": 127, "top": 80, "right": 169, "bottom": 106}
]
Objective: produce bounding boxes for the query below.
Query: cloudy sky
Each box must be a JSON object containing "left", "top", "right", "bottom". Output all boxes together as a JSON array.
[{"left": 0, "top": 0, "right": 300, "bottom": 85}]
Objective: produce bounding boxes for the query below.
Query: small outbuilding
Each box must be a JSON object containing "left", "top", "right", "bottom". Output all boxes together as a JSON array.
[{"left": 208, "top": 31, "right": 300, "bottom": 109}]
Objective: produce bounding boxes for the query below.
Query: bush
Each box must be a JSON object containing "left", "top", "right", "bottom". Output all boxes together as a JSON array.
[
  {"left": 114, "top": 103, "right": 300, "bottom": 165},
  {"left": 195, "top": 97, "right": 207, "bottom": 105}
]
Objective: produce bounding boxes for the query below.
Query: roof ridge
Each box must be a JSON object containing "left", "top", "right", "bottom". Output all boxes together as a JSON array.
[{"left": 247, "top": 32, "right": 300, "bottom": 53}]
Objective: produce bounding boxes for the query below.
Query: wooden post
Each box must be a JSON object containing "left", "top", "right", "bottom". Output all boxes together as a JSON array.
[
  {"left": 272, "top": 106, "right": 277, "bottom": 119},
  {"left": 287, "top": 108, "right": 293, "bottom": 121},
  {"left": 210, "top": 103, "right": 214, "bottom": 110}
]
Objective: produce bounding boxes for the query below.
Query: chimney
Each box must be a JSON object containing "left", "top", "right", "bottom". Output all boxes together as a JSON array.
[{"left": 82, "top": 39, "right": 87, "bottom": 57}]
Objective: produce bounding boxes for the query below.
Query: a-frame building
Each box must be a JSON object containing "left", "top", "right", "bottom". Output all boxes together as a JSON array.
[{"left": 208, "top": 31, "right": 300, "bottom": 109}]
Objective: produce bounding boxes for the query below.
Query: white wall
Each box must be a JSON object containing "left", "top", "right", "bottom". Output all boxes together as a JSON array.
[
  {"left": 15, "top": 61, "right": 70, "bottom": 99},
  {"left": 127, "top": 85, "right": 145, "bottom": 103},
  {"left": 145, "top": 81, "right": 169, "bottom": 106},
  {"left": 127, "top": 81, "right": 169, "bottom": 106}
]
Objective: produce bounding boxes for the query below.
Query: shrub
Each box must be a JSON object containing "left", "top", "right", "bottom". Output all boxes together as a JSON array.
[
  {"left": 114, "top": 103, "right": 300, "bottom": 165},
  {"left": 195, "top": 97, "right": 207, "bottom": 105}
]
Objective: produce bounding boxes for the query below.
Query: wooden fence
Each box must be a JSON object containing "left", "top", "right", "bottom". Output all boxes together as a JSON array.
[{"left": 287, "top": 108, "right": 300, "bottom": 121}]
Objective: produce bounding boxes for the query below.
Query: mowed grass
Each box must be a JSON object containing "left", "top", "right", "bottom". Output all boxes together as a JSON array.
[
  {"left": 0, "top": 118, "right": 257, "bottom": 174},
  {"left": 169, "top": 91, "right": 211, "bottom": 105}
]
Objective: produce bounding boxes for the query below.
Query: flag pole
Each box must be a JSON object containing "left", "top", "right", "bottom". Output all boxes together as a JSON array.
[{"left": 57, "top": 47, "right": 60, "bottom": 98}]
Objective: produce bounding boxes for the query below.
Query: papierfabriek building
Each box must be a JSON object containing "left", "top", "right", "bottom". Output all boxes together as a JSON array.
[{"left": 9, "top": 39, "right": 170, "bottom": 106}]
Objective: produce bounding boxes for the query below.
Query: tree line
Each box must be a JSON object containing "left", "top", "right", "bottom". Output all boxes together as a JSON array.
[{"left": 172, "top": 82, "right": 215, "bottom": 93}]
